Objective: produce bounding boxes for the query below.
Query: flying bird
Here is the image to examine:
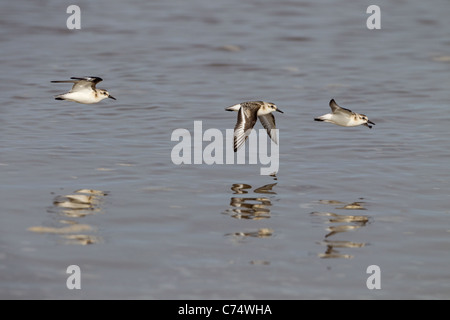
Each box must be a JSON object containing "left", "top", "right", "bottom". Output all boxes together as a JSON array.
[
  {"left": 315, "top": 99, "right": 375, "bottom": 128},
  {"left": 226, "top": 101, "right": 284, "bottom": 152},
  {"left": 51, "top": 76, "right": 116, "bottom": 104}
]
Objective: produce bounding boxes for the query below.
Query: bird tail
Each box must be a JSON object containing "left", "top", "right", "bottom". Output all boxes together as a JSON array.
[
  {"left": 314, "top": 114, "right": 332, "bottom": 122},
  {"left": 225, "top": 104, "right": 241, "bottom": 112}
]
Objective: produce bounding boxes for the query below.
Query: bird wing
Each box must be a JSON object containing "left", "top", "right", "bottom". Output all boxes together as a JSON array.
[
  {"left": 51, "top": 77, "right": 103, "bottom": 91},
  {"left": 234, "top": 106, "right": 257, "bottom": 152},
  {"left": 70, "top": 77, "right": 103, "bottom": 91},
  {"left": 258, "top": 113, "right": 278, "bottom": 144},
  {"left": 51, "top": 79, "right": 78, "bottom": 85},
  {"left": 329, "top": 99, "right": 353, "bottom": 115}
]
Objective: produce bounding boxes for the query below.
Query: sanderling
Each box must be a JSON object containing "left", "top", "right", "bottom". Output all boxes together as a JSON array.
[
  {"left": 315, "top": 99, "right": 375, "bottom": 128},
  {"left": 226, "top": 101, "right": 284, "bottom": 152},
  {"left": 51, "top": 76, "right": 116, "bottom": 104}
]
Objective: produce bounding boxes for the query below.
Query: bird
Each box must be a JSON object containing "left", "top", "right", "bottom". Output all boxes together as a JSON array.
[
  {"left": 315, "top": 99, "right": 375, "bottom": 128},
  {"left": 51, "top": 76, "right": 116, "bottom": 104},
  {"left": 226, "top": 101, "right": 284, "bottom": 152}
]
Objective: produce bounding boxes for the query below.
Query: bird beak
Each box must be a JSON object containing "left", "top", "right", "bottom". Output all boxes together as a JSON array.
[
  {"left": 276, "top": 108, "right": 284, "bottom": 113},
  {"left": 368, "top": 120, "right": 375, "bottom": 125},
  {"left": 108, "top": 95, "right": 116, "bottom": 100}
]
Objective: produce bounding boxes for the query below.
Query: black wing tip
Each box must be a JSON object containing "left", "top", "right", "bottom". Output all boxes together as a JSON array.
[
  {"left": 55, "top": 97, "right": 64, "bottom": 100},
  {"left": 52, "top": 77, "right": 103, "bottom": 83},
  {"left": 329, "top": 99, "right": 338, "bottom": 107},
  {"left": 314, "top": 118, "right": 324, "bottom": 122},
  {"left": 70, "top": 76, "right": 103, "bottom": 82}
]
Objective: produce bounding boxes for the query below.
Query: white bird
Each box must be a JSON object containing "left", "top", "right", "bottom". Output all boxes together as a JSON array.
[
  {"left": 315, "top": 99, "right": 375, "bottom": 128},
  {"left": 226, "top": 101, "right": 284, "bottom": 152},
  {"left": 51, "top": 76, "right": 116, "bottom": 104}
]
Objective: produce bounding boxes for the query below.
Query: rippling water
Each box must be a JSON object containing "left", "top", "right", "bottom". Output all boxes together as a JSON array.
[{"left": 1, "top": 0, "right": 450, "bottom": 299}]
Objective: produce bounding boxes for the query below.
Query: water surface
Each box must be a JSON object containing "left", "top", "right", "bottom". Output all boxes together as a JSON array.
[{"left": 1, "top": 0, "right": 450, "bottom": 299}]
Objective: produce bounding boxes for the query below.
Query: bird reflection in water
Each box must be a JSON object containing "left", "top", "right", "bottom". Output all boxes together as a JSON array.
[
  {"left": 225, "top": 228, "right": 274, "bottom": 244},
  {"left": 311, "top": 199, "right": 371, "bottom": 259},
  {"left": 224, "top": 183, "right": 277, "bottom": 220},
  {"left": 29, "top": 189, "right": 108, "bottom": 245},
  {"left": 223, "top": 183, "right": 277, "bottom": 249}
]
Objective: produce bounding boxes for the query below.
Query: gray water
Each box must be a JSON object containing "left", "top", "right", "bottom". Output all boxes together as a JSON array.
[{"left": 1, "top": 0, "right": 450, "bottom": 299}]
